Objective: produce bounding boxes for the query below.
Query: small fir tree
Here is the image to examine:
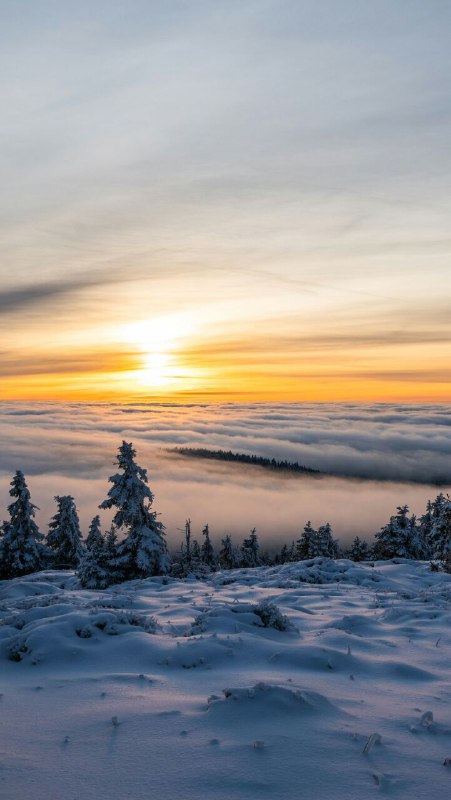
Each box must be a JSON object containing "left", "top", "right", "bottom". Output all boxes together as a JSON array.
[
  {"left": 47, "top": 495, "right": 84, "bottom": 568},
  {"left": 85, "top": 515, "right": 102, "bottom": 550},
  {"left": 201, "top": 524, "right": 216, "bottom": 569},
  {"left": 240, "top": 528, "right": 260, "bottom": 568},
  {"left": 171, "top": 520, "right": 194, "bottom": 578},
  {"left": 349, "top": 536, "right": 370, "bottom": 562},
  {"left": 373, "top": 505, "right": 415, "bottom": 560},
  {"left": 103, "top": 525, "right": 124, "bottom": 583},
  {"left": 296, "top": 521, "right": 317, "bottom": 560},
  {"left": 78, "top": 517, "right": 110, "bottom": 589},
  {"left": 99, "top": 441, "right": 168, "bottom": 580},
  {"left": 218, "top": 534, "right": 236, "bottom": 569},
  {"left": 317, "top": 523, "right": 339, "bottom": 558},
  {"left": 0, "top": 471, "right": 45, "bottom": 578},
  {"left": 278, "top": 543, "right": 290, "bottom": 564},
  {"left": 430, "top": 497, "right": 451, "bottom": 561}
]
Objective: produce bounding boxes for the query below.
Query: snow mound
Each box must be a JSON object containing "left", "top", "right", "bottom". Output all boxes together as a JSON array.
[
  {"left": 209, "top": 682, "right": 340, "bottom": 716},
  {"left": 188, "top": 600, "right": 294, "bottom": 636},
  {"left": 0, "top": 590, "right": 159, "bottom": 665}
]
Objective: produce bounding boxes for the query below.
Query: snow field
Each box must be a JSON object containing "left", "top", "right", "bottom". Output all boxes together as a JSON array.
[{"left": 1, "top": 559, "right": 451, "bottom": 799}]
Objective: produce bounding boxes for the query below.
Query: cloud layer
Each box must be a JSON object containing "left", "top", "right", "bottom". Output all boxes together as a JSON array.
[{"left": 0, "top": 402, "right": 449, "bottom": 550}]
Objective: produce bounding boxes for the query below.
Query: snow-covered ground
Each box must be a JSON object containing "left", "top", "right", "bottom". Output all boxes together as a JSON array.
[{"left": 1, "top": 559, "right": 451, "bottom": 799}]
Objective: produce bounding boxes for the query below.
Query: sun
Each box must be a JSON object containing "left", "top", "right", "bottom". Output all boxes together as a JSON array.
[
  {"left": 137, "top": 352, "right": 175, "bottom": 387},
  {"left": 121, "top": 313, "right": 200, "bottom": 390}
]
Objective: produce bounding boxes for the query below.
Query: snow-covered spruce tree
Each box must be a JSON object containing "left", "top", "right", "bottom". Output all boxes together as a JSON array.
[
  {"left": 430, "top": 497, "right": 451, "bottom": 561},
  {"left": 417, "top": 499, "right": 436, "bottom": 558},
  {"left": 278, "top": 543, "right": 290, "bottom": 564},
  {"left": 426, "top": 494, "right": 451, "bottom": 560},
  {"left": 99, "top": 441, "right": 168, "bottom": 580},
  {"left": 47, "top": 495, "right": 84, "bottom": 568},
  {"left": 103, "top": 524, "right": 124, "bottom": 584},
  {"left": 373, "top": 505, "right": 417, "bottom": 560},
  {"left": 218, "top": 534, "right": 237, "bottom": 570},
  {"left": 296, "top": 521, "right": 317, "bottom": 560},
  {"left": 349, "top": 536, "right": 370, "bottom": 562},
  {"left": 317, "top": 523, "right": 339, "bottom": 558},
  {"left": 240, "top": 528, "right": 260, "bottom": 568},
  {"left": 78, "top": 516, "right": 110, "bottom": 589},
  {"left": 191, "top": 538, "right": 212, "bottom": 576},
  {"left": 85, "top": 515, "right": 102, "bottom": 550},
  {"left": 201, "top": 524, "right": 216, "bottom": 569},
  {"left": 0, "top": 471, "right": 45, "bottom": 578}
]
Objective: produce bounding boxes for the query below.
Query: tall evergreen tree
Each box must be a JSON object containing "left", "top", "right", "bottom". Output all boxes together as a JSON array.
[
  {"left": 296, "top": 521, "right": 316, "bottom": 560},
  {"left": 99, "top": 441, "right": 168, "bottom": 579},
  {"left": 171, "top": 520, "right": 194, "bottom": 578},
  {"left": 0, "top": 471, "right": 45, "bottom": 578},
  {"left": 240, "top": 528, "right": 260, "bottom": 568},
  {"left": 47, "top": 495, "right": 84, "bottom": 567},
  {"left": 423, "top": 494, "right": 451, "bottom": 559},
  {"left": 218, "top": 534, "right": 236, "bottom": 569},
  {"left": 201, "top": 524, "right": 216, "bottom": 569},
  {"left": 349, "top": 536, "right": 370, "bottom": 562},
  {"left": 373, "top": 505, "right": 416, "bottom": 559},
  {"left": 103, "top": 524, "right": 123, "bottom": 583},
  {"left": 429, "top": 497, "right": 451, "bottom": 560},
  {"left": 278, "top": 543, "right": 290, "bottom": 564},
  {"left": 78, "top": 517, "right": 110, "bottom": 589},
  {"left": 317, "top": 522, "right": 339, "bottom": 558},
  {"left": 191, "top": 539, "right": 201, "bottom": 562},
  {"left": 85, "top": 515, "right": 102, "bottom": 550}
]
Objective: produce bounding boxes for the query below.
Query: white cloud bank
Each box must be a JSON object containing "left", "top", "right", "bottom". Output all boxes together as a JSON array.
[{"left": 0, "top": 402, "right": 449, "bottom": 549}]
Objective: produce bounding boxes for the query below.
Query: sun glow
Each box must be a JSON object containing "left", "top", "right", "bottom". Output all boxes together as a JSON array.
[
  {"left": 137, "top": 352, "right": 175, "bottom": 387},
  {"left": 121, "top": 313, "right": 201, "bottom": 390}
]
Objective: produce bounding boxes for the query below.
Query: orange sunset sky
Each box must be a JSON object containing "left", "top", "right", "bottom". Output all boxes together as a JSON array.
[{"left": 1, "top": 2, "right": 450, "bottom": 403}]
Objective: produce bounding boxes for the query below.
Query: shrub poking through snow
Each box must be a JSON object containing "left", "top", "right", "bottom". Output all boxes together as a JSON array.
[{"left": 252, "top": 601, "right": 292, "bottom": 631}]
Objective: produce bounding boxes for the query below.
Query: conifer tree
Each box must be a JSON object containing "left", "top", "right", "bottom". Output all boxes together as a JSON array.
[
  {"left": 47, "top": 495, "right": 84, "bottom": 568},
  {"left": 279, "top": 543, "right": 290, "bottom": 563},
  {"left": 373, "top": 505, "right": 416, "bottom": 559},
  {"left": 201, "top": 524, "right": 216, "bottom": 569},
  {"left": 296, "top": 521, "right": 316, "bottom": 560},
  {"left": 85, "top": 515, "right": 102, "bottom": 550},
  {"left": 424, "top": 494, "right": 451, "bottom": 559},
  {"left": 240, "top": 528, "right": 260, "bottom": 568},
  {"left": 78, "top": 517, "right": 110, "bottom": 589},
  {"left": 191, "top": 539, "right": 201, "bottom": 562},
  {"left": 171, "top": 520, "right": 194, "bottom": 578},
  {"left": 349, "top": 536, "right": 370, "bottom": 562},
  {"left": 218, "top": 534, "right": 236, "bottom": 569},
  {"left": 417, "top": 500, "right": 435, "bottom": 558},
  {"left": 317, "top": 522, "right": 339, "bottom": 558},
  {"left": 430, "top": 497, "right": 451, "bottom": 560},
  {"left": 103, "top": 525, "right": 123, "bottom": 583},
  {"left": 0, "top": 471, "right": 45, "bottom": 578},
  {"left": 99, "top": 441, "right": 168, "bottom": 580},
  {"left": 183, "top": 519, "right": 192, "bottom": 566}
]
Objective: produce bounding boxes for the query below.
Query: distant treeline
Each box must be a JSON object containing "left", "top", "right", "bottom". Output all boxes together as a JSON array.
[{"left": 172, "top": 447, "right": 321, "bottom": 475}]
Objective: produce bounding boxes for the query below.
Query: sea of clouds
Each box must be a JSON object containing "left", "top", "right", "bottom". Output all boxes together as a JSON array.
[{"left": 0, "top": 402, "right": 450, "bottom": 551}]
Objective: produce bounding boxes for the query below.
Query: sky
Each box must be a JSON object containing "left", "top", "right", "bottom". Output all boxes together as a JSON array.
[
  {"left": 0, "top": 0, "right": 450, "bottom": 402},
  {"left": 0, "top": 402, "right": 449, "bottom": 549}
]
